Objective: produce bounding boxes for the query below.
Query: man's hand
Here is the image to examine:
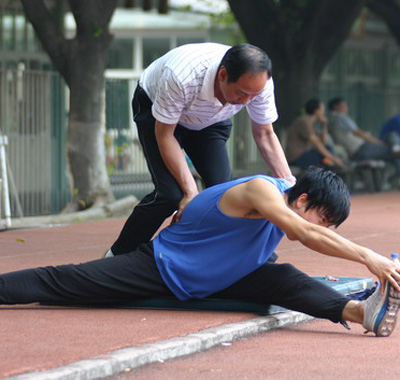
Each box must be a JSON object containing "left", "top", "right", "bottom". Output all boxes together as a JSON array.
[
  {"left": 283, "top": 175, "right": 297, "bottom": 186},
  {"left": 331, "top": 156, "right": 345, "bottom": 168},
  {"left": 364, "top": 251, "right": 400, "bottom": 292},
  {"left": 172, "top": 192, "right": 199, "bottom": 224},
  {"left": 155, "top": 120, "right": 199, "bottom": 222},
  {"left": 251, "top": 122, "right": 294, "bottom": 181}
]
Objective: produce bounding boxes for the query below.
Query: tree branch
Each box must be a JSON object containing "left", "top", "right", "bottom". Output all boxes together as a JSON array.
[
  {"left": 311, "top": 0, "right": 366, "bottom": 74},
  {"left": 69, "top": 0, "right": 117, "bottom": 37},
  {"left": 368, "top": 0, "right": 400, "bottom": 47},
  {"left": 20, "top": 0, "right": 68, "bottom": 77},
  {"left": 227, "top": 0, "right": 294, "bottom": 68}
]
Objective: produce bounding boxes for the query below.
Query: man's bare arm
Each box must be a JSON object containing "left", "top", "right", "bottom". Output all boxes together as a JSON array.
[
  {"left": 308, "top": 134, "right": 344, "bottom": 167},
  {"left": 220, "top": 178, "right": 400, "bottom": 290},
  {"left": 155, "top": 120, "right": 199, "bottom": 220},
  {"left": 353, "top": 128, "right": 383, "bottom": 144},
  {"left": 251, "top": 121, "right": 295, "bottom": 184}
]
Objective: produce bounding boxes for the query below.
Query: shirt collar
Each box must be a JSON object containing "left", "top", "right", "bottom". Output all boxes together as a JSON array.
[{"left": 200, "top": 60, "right": 222, "bottom": 106}]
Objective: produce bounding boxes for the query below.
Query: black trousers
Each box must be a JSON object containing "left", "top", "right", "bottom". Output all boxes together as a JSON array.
[
  {"left": 0, "top": 242, "right": 350, "bottom": 323},
  {"left": 111, "top": 85, "right": 233, "bottom": 255}
]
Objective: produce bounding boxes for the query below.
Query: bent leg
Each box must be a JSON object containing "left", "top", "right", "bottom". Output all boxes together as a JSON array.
[
  {"left": 353, "top": 142, "right": 400, "bottom": 177},
  {"left": 182, "top": 121, "right": 232, "bottom": 187},
  {"left": 111, "top": 87, "right": 183, "bottom": 254},
  {"left": 353, "top": 142, "right": 392, "bottom": 162},
  {"left": 289, "top": 148, "right": 325, "bottom": 169},
  {"left": 0, "top": 243, "right": 174, "bottom": 305},
  {"left": 212, "top": 262, "right": 350, "bottom": 323}
]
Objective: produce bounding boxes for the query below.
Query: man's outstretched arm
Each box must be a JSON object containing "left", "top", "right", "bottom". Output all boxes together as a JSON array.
[{"left": 220, "top": 178, "right": 400, "bottom": 291}]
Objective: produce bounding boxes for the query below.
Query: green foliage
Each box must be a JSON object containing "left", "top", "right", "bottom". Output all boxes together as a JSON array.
[
  {"left": 209, "top": 9, "right": 236, "bottom": 27},
  {"left": 279, "top": 0, "right": 316, "bottom": 36},
  {"left": 93, "top": 26, "right": 104, "bottom": 38},
  {"left": 179, "top": 0, "right": 236, "bottom": 27}
]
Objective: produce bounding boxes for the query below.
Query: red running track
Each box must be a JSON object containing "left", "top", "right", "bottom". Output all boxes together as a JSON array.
[{"left": 0, "top": 192, "right": 400, "bottom": 378}]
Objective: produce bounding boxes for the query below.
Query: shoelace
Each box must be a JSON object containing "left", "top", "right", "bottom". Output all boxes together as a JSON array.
[
  {"left": 340, "top": 320, "right": 351, "bottom": 330},
  {"left": 350, "top": 283, "right": 378, "bottom": 301},
  {"left": 341, "top": 282, "right": 379, "bottom": 332}
]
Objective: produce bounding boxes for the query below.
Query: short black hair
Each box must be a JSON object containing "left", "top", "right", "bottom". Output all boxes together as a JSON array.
[
  {"left": 285, "top": 166, "right": 350, "bottom": 227},
  {"left": 219, "top": 43, "right": 272, "bottom": 83},
  {"left": 304, "top": 98, "right": 322, "bottom": 115},
  {"left": 328, "top": 97, "right": 345, "bottom": 111}
]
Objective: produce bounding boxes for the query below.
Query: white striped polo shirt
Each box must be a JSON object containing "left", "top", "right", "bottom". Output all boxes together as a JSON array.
[{"left": 139, "top": 42, "right": 278, "bottom": 131}]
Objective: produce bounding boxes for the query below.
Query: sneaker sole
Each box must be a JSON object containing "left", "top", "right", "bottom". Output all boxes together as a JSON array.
[{"left": 374, "top": 284, "right": 400, "bottom": 337}]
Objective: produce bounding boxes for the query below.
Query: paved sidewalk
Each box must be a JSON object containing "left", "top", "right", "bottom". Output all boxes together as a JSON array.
[{"left": 1, "top": 192, "right": 400, "bottom": 379}]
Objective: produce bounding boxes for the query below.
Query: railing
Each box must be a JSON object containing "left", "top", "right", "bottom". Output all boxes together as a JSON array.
[
  {"left": 2, "top": 69, "right": 400, "bottom": 221},
  {"left": 0, "top": 68, "right": 69, "bottom": 219},
  {"left": 104, "top": 78, "right": 154, "bottom": 200}
]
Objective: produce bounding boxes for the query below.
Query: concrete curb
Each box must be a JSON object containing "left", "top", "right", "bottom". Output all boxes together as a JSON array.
[
  {"left": 2, "top": 196, "right": 137, "bottom": 229},
  {"left": 4, "top": 311, "right": 312, "bottom": 380}
]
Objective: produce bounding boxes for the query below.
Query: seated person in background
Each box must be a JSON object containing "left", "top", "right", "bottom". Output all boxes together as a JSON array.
[
  {"left": 286, "top": 98, "right": 344, "bottom": 169},
  {"left": 328, "top": 97, "right": 400, "bottom": 183},
  {"left": 379, "top": 114, "right": 400, "bottom": 156}
]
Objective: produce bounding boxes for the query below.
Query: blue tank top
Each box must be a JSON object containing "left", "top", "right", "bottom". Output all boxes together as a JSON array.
[{"left": 153, "top": 175, "right": 291, "bottom": 300}]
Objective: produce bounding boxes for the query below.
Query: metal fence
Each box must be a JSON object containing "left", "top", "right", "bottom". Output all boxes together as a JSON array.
[
  {"left": 104, "top": 78, "right": 154, "bottom": 200},
  {"left": 0, "top": 67, "right": 69, "bottom": 218},
  {"left": 2, "top": 69, "right": 400, "bottom": 221}
]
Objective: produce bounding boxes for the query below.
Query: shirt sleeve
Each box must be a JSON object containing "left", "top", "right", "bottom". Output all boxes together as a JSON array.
[
  {"left": 151, "top": 68, "right": 186, "bottom": 125},
  {"left": 336, "top": 114, "right": 358, "bottom": 132},
  {"left": 299, "top": 118, "right": 314, "bottom": 140},
  {"left": 246, "top": 78, "right": 278, "bottom": 125}
]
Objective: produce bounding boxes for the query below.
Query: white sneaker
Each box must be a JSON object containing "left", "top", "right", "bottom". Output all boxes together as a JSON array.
[
  {"left": 391, "top": 144, "right": 400, "bottom": 158},
  {"left": 363, "top": 282, "right": 400, "bottom": 337},
  {"left": 392, "top": 144, "right": 400, "bottom": 154},
  {"left": 102, "top": 249, "right": 114, "bottom": 258}
]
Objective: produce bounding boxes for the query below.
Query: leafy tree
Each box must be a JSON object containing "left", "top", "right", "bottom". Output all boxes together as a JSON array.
[
  {"left": 21, "top": 0, "right": 118, "bottom": 211},
  {"left": 368, "top": 0, "right": 400, "bottom": 48},
  {"left": 227, "top": 0, "right": 367, "bottom": 129},
  {"left": 21, "top": 0, "right": 170, "bottom": 211}
]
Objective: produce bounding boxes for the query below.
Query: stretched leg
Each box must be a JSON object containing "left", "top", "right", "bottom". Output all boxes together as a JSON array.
[
  {"left": 212, "top": 262, "right": 350, "bottom": 323},
  {"left": 353, "top": 142, "right": 400, "bottom": 179},
  {"left": 352, "top": 142, "right": 392, "bottom": 162},
  {"left": 0, "top": 243, "right": 174, "bottom": 305},
  {"left": 289, "top": 148, "right": 325, "bottom": 169}
]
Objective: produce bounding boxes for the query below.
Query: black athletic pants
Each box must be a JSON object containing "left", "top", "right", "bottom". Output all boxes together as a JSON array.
[
  {"left": 111, "top": 85, "right": 233, "bottom": 255},
  {"left": 0, "top": 242, "right": 350, "bottom": 323}
]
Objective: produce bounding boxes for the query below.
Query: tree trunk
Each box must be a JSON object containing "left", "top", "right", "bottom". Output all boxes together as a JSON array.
[
  {"left": 227, "top": 0, "right": 366, "bottom": 130},
  {"left": 143, "top": 0, "right": 152, "bottom": 11},
  {"left": 274, "top": 68, "right": 320, "bottom": 131},
  {"left": 21, "top": 0, "right": 117, "bottom": 211},
  {"left": 66, "top": 39, "right": 112, "bottom": 209},
  {"left": 158, "top": 0, "right": 169, "bottom": 14},
  {"left": 368, "top": 0, "right": 400, "bottom": 48}
]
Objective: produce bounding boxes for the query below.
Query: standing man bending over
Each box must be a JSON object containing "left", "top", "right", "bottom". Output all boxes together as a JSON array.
[
  {"left": 1, "top": 167, "right": 399, "bottom": 337},
  {"left": 109, "top": 42, "right": 294, "bottom": 256}
]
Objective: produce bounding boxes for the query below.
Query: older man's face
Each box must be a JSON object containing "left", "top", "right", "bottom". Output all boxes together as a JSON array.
[{"left": 216, "top": 67, "right": 267, "bottom": 105}]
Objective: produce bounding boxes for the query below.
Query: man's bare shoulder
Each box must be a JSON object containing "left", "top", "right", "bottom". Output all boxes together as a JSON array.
[{"left": 219, "top": 177, "right": 285, "bottom": 219}]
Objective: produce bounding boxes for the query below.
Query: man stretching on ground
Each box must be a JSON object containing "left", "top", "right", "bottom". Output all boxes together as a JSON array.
[{"left": 1, "top": 167, "right": 399, "bottom": 337}]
